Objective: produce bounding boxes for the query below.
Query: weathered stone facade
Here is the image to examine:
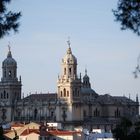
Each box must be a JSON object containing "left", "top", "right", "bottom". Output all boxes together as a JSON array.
[{"left": 0, "top": 45, "right": 139, "bottom": 130}]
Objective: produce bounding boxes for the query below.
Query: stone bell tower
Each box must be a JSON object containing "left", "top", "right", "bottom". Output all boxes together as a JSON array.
[
  {"left": 57, "top": 40, "right": 82, "bottom": 123},
  {"left": 0, "top": 46, "right": 22, "bottom": 122}
]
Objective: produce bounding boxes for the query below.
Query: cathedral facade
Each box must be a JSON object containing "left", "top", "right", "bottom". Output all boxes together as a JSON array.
[{"left": 0, "top": 45, "right": 139, "bottom": 130}]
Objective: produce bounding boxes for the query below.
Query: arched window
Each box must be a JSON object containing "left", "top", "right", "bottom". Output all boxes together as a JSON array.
[
  {"left": 94, "top": 108, "right": 100, "bottom": 117},
  {"left": 34, "top": 108, "right": 38, "bottom": 120},
  {"left": 115, "top": 108, "right": 120, "bottom": 118},
  {"left": 51, "top": 111, "right": 54, "bottom": 117},
  {"left": 64, "top": 88, "right": 66, "bottom": 97},
  {"left": 64, "top": 68, "right": 66, "bottom": 75},
  {"left": 61, "top": 91, "right": 63, "bottom": 97},
  {"left": 69, "top": 68, "right": 71, "bottom": 75},
  {"left": 8, "top": 71, "right": 12, "bottom": 77},
  {"left": 4, "top": 91, "right": 6, "bottom": 99},
  {"left": 67, "top": 91, "right": 69, "bottom": 97}
]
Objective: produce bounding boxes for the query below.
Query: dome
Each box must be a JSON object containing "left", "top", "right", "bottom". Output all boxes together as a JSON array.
[
  {"left": 2, "top": 49, "right": 17, "bottom": 67},
  {"left": 81, "top": 87, "right": 98, "bottom": 97},
  {"left": 62, "top": 47, "right": 77, "bottom": 64}
]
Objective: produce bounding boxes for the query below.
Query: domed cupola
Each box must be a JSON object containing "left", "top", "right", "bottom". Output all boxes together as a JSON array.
[
  {"left": 1, "top": 47, "right": 18, "bottom": 82},
  {"left": 61, "top": 40, "right": 78, "bottom": 79},
  {"left": 2, "top": 48, "right": 17, "bottom": 67},
  {"left": 62, "top": 47, "right": 77, "bottom": 65},
  {"left": 83, "top": 69, "right": 91, "bottom": 88}
]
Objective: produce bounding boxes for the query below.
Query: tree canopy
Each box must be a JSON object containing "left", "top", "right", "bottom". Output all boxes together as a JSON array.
[
  {"left": 0, "top": 0, "right": 21, "bottom": 39},
  {"left": 113, "top": 0, "right": 140, "bottom": 36},
  {"left": 0, "top": 126, "right": 5, "bottom": 140},
  {"left": 112, "top": 117, "right": 140, "bottom": 140}
]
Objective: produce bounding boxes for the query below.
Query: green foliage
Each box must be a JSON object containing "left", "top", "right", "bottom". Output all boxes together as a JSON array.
[
  {"left": 0, "top": 0, "right": 21, "bottom": 38},
  {"left": 112, "top": 117, "right": 140, "bottom": 140},
  {"left": 0, "top": 126, "right": 5, "bottom": 140},
  {"left": 113, "top": 0, "right": 140, "bottom": 36}
]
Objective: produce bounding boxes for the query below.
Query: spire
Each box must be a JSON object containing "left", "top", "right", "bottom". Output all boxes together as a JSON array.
[
  {"left": 19, "top": 75, "right": 22, "bottom": 83},
  {"left": 136, "top": 94, "right": 139, "bottom": 102},
  {"left": 85, "top": 68, "right": 87, "bottom": 75},
  {"left": 7, "top": 44, "right": 12, "bottom": 58}
]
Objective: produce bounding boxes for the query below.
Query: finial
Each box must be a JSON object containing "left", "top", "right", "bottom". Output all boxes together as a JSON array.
[
  {"left": 8, "top": 42, "right": 11, "bottom": 52},
  {"left": 85, "top": 68, "right": 87, "bottom": 75},
  {"left": 136, "top": 94, "right": 139, "bottom": 102},
  {"left": 67, "top": 36, "right": 71, "bottom": 48},
  {"left": 7, "top": 42, "right": 12, "bottom": 58},
  {"left": 19, "top": 75, "right": 21, "bottom": 82},
  {"left": 22, "top": 92, "right": 24, "bottom": 99}
]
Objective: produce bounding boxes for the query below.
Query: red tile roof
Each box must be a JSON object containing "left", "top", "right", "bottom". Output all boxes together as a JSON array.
[
  {"left": 48, "top": 130, "right": 81, "bottom": 136},
  {"left": 20, "top": 129, "right": 39, "bottom": 136},
  {"left": 20, "top": 129, "right": 81, "bottom": 137}
]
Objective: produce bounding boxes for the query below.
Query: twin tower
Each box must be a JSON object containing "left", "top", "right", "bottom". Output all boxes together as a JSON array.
[{"left": 0, "top": 44, "right": 88, "bottom": 122}]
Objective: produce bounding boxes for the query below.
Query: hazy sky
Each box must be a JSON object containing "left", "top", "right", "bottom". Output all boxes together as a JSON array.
[{"left": 0, "top": 0, "right": 140, "bottom": 100}]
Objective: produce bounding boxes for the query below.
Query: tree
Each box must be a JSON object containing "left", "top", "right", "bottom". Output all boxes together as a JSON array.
[
  {"left": 113, "top": 1, "right": 140, "bottom": 77},
  {"left": 113, "top": 0, "right": 140, "bottom": 36},
  {"left": 0, "top": 125, "right": 5, "bottom": 140},
  {"left": 113, "top": 117, "right": 140, "bottom": 140},
  {"left": 133, "top": 54, "right": 140, "bottom": 78},
  {"left": 112, "top": 117, "right": 132, "bottom": 140},
  {"left": 0, "top": 0, "right": 21, "bottom": 39}
]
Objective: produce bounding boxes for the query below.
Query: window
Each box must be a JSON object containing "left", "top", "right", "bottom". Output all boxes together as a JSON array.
[
  {"left": 51, "top": 111, "right": 54, "bottom": 117},
  {"left": 94, "top": 108, "right": 100, "bottom": 117},
  {"left": 69, "top": 68, "right": 71, "bottom": 75},
  {"left": 67, "top": 91, "right": 69, "bottom": 97},
  {"left": 61, "top": 91, "right": 63, "bottom": 97},
  {"left": 64, "top": 68, "right": 66, "bottom": 75},
  {"left": 115, "top": 108, "right": 120, "bottom": 118},
  {"left": 8, "top": 71, "right": 12, "bottom": 77},
  {"left": 34, "top": 108, "right": 38, "bottom": 119},
  {"left": 4, "top": 91, "right": 6, "bottom": 99},
  {"left": 63, "top": 88, "right": 66, "bottom": 97}
]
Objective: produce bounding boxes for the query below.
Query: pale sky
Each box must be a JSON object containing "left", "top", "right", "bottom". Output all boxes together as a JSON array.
[{"left": 0, "top": 0, "right": 140, "bottom": 100}]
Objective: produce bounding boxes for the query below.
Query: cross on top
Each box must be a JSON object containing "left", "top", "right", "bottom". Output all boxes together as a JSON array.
[
  {"left": 8, "top": 42, "right": 11, "bottom": 51},
  {"left": 67, "top": 37, "right": 71, "bottom": 48}
]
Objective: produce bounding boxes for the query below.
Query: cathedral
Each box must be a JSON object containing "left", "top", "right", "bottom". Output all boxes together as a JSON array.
[{"left": 0, "top": 43, "right": 139, "bottom": 130}]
